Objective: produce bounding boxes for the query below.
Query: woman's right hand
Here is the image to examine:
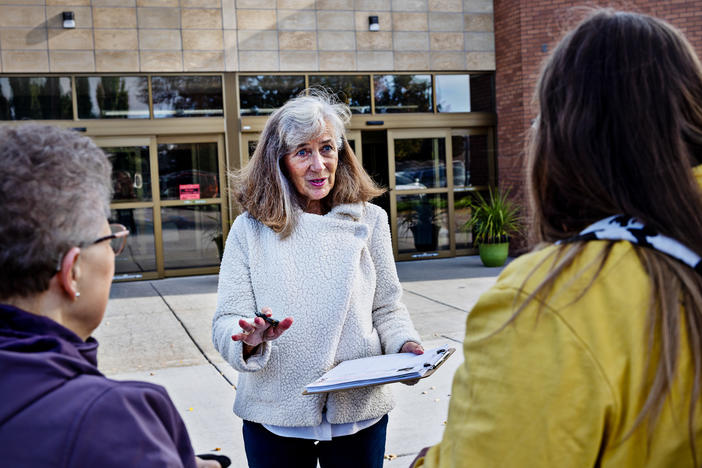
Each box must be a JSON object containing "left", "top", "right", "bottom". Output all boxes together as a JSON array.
[{"left": 231, "top": 307, "right": 293, "bottom": 352}]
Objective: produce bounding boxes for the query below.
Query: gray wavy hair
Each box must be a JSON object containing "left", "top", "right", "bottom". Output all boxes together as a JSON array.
[
  {"left": 0, "top": 125, "right": 112, "bottom": 299},
  {"left": 232, "top": 89, "right": 383, "bottom": 236}
]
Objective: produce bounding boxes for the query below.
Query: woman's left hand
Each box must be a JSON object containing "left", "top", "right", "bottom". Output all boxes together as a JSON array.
[
  {"left": 400, "top": 341, "right": 424, "bottom": 386},
  {"left": 401, "top": 341, "right": 424, "bottom": 354}
]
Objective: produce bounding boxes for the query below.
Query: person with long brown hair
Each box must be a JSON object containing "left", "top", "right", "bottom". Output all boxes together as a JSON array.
[
  {"left": 212, "top": 90, "right": 423, "bottom": 468},
  {"left": 412, "top": 9, "right": 702, "bottom": 467}
]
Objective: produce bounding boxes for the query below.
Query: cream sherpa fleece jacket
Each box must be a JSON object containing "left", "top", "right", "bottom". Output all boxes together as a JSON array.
[{"left": 212, "top": 202, "right": 421, "bottom": 426}]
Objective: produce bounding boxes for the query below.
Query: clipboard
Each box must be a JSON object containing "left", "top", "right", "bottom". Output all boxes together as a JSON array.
[{"left": 303, "top": 345, "right": 455, "bottom": 395}]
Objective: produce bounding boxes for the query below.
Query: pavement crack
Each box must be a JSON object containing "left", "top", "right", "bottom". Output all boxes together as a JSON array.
[
  {"left": 440, "top": 334, "right": 463, "bottom": 344},
  {"left": 403, "top": 289, "right": 467, "bottom": 313},
  {"left": 149, "top": 282, "right": 236, "bottom": 388}
]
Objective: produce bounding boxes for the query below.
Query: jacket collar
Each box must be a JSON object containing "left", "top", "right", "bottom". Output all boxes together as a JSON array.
[
  {"left": 0, "top": 303, "right": 99, "bottom": 368},
  {"left": 328, "top": 203, "right": 363, "bottom": 221}
]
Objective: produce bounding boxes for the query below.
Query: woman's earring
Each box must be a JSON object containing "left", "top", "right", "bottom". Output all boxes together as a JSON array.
[{"left": 75, "top": 291, "right": 81, "bottom": 298}]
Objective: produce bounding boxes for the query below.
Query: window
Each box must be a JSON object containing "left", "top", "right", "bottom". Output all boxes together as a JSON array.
[
  {"left": 0, "top": 77, "right": 72, "bottom": 120},
  {"left": 239, "top": 75, "right": 305, "bottom": 116},
  {"left": 152, "top": 76, "right": 223, "bottom": 118},
  {"left": 436, "top": 74, "right": 495, "bottom": 113},
  {"left": 373, "top": 74, "right": 432, "bottom": 113},
  {"left": 76, "top": 76, "right": 149, "bottom": 119},
  {"left": 308, "top": 75, "right": 371, "bottom": 114},
  {"left": 158, "top": 142, "right": 220, "bottom": 200}
]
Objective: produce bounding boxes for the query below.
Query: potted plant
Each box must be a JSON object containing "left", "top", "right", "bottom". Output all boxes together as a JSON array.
[
  {"left": 462, "top": 187, "right": 522, "bottom": 267},
  {"left": 398, "top": 195, "right": 445, "bottom": 252}
]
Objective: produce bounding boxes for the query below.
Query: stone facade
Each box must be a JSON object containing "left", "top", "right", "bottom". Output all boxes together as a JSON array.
[{"left": 0, "top": 0, "right": 495, "bottom": 73}]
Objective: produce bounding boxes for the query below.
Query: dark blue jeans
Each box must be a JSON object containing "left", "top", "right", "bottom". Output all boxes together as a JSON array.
[{"left": 242, "top": 414, "right": 389, "bottom": 468}]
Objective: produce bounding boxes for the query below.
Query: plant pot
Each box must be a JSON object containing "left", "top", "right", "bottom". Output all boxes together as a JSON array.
[
  {"left": 410, "top": 223, "right": 441, "bottom": 252},
  {"left": 478, "top": 242, "right": 509, "bottom": 267}
]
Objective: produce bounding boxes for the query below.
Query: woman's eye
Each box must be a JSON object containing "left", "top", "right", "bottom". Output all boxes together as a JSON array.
[
  {"left": 296, "top": 149, "right": 308, "bottom": 157},
  {"left": 322, "top": 145, "right": 333, "bottom": 152}
]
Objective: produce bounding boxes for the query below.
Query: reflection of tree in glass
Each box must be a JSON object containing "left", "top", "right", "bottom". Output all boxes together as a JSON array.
[
  {"left": 308, "top": 76, "right": 371, "bottom": 114},
  {"left": 152, "top": 76, "right": 223, "bottom": 118},
  {"left": 238, "top": 75, "right": 305, "bottom": 116},
  {"left": 374, "top": 75, "right": 432, "bottom": 113},
  {"left": 3, "top": 77, "right": 72, "bottom": 120},
  {"left": 76, "top": 77, "right": 92, "bottom": 118},
  {"left": 96, "top": 77, "right": 130, "bottom": 118}
]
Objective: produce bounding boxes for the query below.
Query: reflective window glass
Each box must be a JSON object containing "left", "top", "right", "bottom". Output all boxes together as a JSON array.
[
  {"left": 436, "top": 74, "right": 495, "bottom": 113},
  {"left": 152, "top": 76, "right": 223, "bottom": 118},
  {"left": 452, "top": 135, "right": 471, "bottom": 187},
  {"left": 464, "top": 134, "right": 489, "bottom": 186},
  {"left": 394, "top": 137, "right": 446, "bottom": 189},
  {"left": 0, "top": 77, "right": 72, "bottom": 120},
  {"left": 76, "top": 76, "right": 149, "bottom": 119},
  {"left": 308, "top": 75, "right": 371, "bottom": 114},
  {"left": 158, "top": 142, "right": 220, "bottom": 200},
  {"left": 161, "top": 205, "right": 222, "bottom": 269},
  {"left": 469, "top": 74, "right": 494, "bottom": 112},
  {"left": 436, "top": 75, "right": 470, "bottom": 113},
  {"left": 102, "top": 145, "right": 152, "bottom": 202},
  {"left": 238, "top": 75, "right": 305, "bottom": 116},
  {"left": 396, "top": 193, "right": 449, "bottom": 255},
  {"left": 373, "top": 75, "right": 432, "bottom": 113},
  {"left": 110, "top": 208, "right": 157, "bottom": 275},
  {"left": 454, "top": 192, "right": 475, "bottom": 250}
]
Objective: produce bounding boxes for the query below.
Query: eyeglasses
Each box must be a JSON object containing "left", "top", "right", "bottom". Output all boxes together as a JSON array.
[{"left": 80, "top": 223, "right": 130, "bottom": 256}]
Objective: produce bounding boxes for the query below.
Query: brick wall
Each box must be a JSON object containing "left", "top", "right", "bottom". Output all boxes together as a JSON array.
[{"left": 494, "top": 0, "right": 702, "bottom": 251}]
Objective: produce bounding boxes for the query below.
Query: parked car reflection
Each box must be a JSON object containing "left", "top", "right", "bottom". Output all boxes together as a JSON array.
[{"left": 159, "top": 169, "right": 219, "bottom": 200}]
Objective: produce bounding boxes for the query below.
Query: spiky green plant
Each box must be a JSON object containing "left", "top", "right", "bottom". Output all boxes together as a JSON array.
[{"left": 463, "top": 187, "right": 522, "bottom": 245}]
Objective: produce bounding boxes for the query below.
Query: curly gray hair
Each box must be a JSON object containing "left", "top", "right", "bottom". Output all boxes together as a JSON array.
[{"left": 0, "top": 125, "right": 112, "bottom": 299}]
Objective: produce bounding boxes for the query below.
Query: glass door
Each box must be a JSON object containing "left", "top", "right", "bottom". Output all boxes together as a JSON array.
[
  {"left": 157, "top": 135, "right": 228, "bottom": 276},
  {"left": 388, "top": 129, "right": 453, "bottom": 260},
  {"left": 96, "top": 136, "right": 161, "bottom": 281},
  {"left": 95, "top": 134, "right": 228, "bottom": 280},
  {"left": 452, "top": 128, "right": 494, "bottom": 254}
]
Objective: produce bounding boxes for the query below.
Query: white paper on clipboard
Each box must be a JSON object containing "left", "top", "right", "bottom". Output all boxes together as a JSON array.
[{"left": 303, "top": 345, "right": 454, "bottom": 394}]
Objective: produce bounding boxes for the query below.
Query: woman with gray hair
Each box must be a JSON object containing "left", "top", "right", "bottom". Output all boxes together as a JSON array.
[
  {"left": 212, "top": 90, "right": 423, "bottom": 468},
  {"left": 0, "top": 125, "right": 226, "bottom": 468}
]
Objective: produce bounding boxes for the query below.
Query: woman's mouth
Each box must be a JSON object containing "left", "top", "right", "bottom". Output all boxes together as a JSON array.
[{"left": 308, "top": 178, "right": 326, "bottom": 187}]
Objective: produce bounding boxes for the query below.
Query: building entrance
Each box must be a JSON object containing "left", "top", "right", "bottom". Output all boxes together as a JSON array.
[{"left": 95, "top": 135, "right": 228, "bottom": 281}]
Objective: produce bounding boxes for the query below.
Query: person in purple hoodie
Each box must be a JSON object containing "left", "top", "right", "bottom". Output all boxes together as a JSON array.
[{"left": 0, "top": 125, "right": 229, "bottom": 468}]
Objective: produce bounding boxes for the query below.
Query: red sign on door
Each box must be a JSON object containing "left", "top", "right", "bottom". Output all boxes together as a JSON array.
[{"left": 179, "top": 184, "right": 200, "bottom": 200}]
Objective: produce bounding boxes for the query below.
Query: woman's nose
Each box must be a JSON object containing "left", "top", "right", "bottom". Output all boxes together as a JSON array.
[{"left": 310, "top": 151, "right": 325, "bottom": 171}]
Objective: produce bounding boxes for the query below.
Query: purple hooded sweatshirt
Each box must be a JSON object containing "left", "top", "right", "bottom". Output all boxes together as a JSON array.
[{"left": 0, "top": 303, "right": 197, "bottom": 467}]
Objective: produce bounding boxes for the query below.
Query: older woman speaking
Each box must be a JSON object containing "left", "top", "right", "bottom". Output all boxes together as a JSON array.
[
  {"left": 0, "top": 125, "right": 224, "bottom": 468},
  {"left": 213, "top": 91, "right": 422, "bottom": 468}
]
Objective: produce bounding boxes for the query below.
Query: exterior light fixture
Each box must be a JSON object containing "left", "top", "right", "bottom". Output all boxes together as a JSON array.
[
  {"left": 62, "top": 11, "right": 75, "bottom": 29},
  {"left": 368, "top": 16, "right": 379, "bottom": 32}
]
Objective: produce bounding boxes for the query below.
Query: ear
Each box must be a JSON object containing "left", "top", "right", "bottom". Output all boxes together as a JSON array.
[{"left": 57, "top": 247, "right": 82, "bottom": 301}]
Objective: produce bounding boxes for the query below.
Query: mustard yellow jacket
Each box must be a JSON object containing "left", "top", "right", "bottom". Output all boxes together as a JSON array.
[{"left": 415, "top": 171, "right": 702, "bottom": 467}]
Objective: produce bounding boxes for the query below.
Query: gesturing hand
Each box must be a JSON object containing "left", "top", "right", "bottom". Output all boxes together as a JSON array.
[{"left": 231, "top": 307, "right": 293, "bottom": 350}]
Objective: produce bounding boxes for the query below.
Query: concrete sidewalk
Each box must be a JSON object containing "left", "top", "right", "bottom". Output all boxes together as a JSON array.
[{"left": 95, "top": 256, "right": 506, "bottom": 467}]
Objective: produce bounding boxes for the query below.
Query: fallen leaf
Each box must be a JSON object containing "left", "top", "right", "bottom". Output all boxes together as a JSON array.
[
  {"left": 421, "top": 391, "right": 427, "bottom": 395},
  {"left": 430, "top": 386, "right": 436, "bottom": 390},
  {"left": 212, "top": 448, "right": 221, "bottom": 452},
  {"left": 188, "top": 407, "right": 193, "bottom": 412},
  {"left": 384, "top": 454, "right": 397, "bottom": 460}
]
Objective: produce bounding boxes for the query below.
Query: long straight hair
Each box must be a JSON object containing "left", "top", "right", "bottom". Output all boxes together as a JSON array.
[{"left": 526, "top": 9, "right": 702, "bottom": 460}]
